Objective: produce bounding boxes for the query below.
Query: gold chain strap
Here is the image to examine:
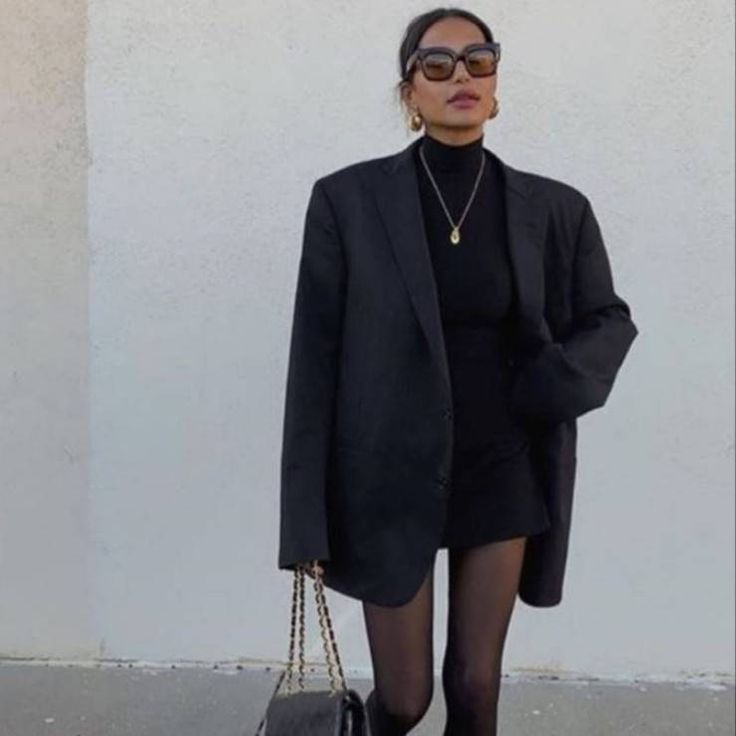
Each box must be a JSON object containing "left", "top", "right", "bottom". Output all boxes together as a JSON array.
[
  {"left": 253, "top": 562, "right": 349, "bottom": 736},
  {"left": 282, "top": 561, "right": 348, "bottom": 695}
]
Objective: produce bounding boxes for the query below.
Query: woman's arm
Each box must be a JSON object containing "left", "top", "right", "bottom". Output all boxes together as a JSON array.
[
  {"left": 278, "top": 179, "right": 346, "bottom": 571},
  {"left": 508, "top": 196, "right": 638, "bottom": 425}
]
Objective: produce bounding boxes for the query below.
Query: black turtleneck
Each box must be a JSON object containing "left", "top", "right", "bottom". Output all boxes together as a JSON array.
[
  {"left": 415, "top": 132, "right": 512, "bottom": 329},
  {"left": 413, "top": 132, "right": 532, "bottom": 487},
  {"left": 412, "top": 132, "right": 550, "bottom": 542}
]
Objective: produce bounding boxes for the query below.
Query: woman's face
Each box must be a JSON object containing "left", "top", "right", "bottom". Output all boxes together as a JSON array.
[{"left": 402, "top": 17, "right": 498, "bottom": 143}]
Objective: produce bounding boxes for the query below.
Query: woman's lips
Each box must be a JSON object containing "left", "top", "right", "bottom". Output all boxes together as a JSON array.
[{"left": 448, "top": 96, "right": 479, "bottom": 109}]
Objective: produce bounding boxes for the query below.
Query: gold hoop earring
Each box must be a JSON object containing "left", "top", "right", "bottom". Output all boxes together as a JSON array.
[
  {"left": 409, "top": 109, "right": 423, "bottom": 132},
  {"left": 489, "top": 96, "right": 500, "bottom": 120}
]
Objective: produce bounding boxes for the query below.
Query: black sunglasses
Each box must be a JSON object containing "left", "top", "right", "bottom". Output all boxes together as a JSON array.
[{"left": 404, "top": 41, "right": 501, "bottom": 81}]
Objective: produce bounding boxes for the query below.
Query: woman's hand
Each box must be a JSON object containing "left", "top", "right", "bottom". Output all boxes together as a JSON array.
[{"left": 298, "top": 560, "right": 326, "bottom": 580}]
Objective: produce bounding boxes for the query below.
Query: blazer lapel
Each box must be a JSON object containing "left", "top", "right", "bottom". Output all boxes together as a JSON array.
[
  {"left": 498, "top": 152, "right": 553, "bottom": 348},
  {"left": 372, "top": 137, "right": 549, "bottom": 399}
]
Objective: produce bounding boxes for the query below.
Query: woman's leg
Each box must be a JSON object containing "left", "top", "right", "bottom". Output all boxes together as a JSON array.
[
  {"left": 362, "top": 556, "right": 436, "bottom": 735},
  {"left": 441, "top": 536, "right": 527, "bottom": 736}
]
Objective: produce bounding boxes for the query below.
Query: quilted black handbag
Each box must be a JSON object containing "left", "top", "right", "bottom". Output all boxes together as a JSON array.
[{"left": 252, "top": 561, "right": 368, "bottom": 735}]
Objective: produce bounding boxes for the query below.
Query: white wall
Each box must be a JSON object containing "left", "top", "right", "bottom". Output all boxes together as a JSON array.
[
  {"left": 0, "top": 0, "right": 93, "bottom": 658},
  {"left": 1, "top": 0, "right": 733, "bottom": 681}
]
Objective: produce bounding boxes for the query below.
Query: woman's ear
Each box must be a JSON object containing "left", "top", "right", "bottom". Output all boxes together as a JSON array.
[{"left": 400, "top": 81, "right": 413, "bottom": 110}]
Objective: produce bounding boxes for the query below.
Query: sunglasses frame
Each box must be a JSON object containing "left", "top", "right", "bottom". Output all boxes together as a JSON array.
[{"left": 404, "top": 41, "right": 501, "bottom": 81}]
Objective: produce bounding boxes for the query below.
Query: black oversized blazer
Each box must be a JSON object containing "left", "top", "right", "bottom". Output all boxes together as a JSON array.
[{"left": 278, "top": 136, "right": 638, "bottom": 608}]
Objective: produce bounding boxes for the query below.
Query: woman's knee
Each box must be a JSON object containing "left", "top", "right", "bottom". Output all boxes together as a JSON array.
[
  {"left": 372, "top": 675, "right": 434, "bottom": 729},
  {"left": 442, "top": 661, "right": 500, "bottom": 713}
]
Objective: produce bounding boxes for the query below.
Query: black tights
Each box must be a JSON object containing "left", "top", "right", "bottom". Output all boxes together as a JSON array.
[{"left": 362, "top": 536, "right": 527, "bottom": 735}]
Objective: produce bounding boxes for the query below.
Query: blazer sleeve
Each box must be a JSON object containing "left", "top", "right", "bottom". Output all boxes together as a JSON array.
[
  {"left": 508, "top": 196, "right": 639, "bottom": 425},
  {"left": 278, "top": 179, "right": 346, "bottom": 571}
]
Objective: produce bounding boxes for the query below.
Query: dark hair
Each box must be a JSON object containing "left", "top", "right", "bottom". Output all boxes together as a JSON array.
[{"left": 395, "top": 7, "right": 496, "bottom": 115}]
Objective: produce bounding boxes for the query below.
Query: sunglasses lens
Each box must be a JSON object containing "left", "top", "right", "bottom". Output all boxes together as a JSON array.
[
  {"left": 467, "top": 49, "right": 498, "bottom": 76},
  {"left": 420, "top": 48, "right": 499, "bottom": 80},
  {"left": 422, "top": 52, "right": 455, "bottom": 80}
]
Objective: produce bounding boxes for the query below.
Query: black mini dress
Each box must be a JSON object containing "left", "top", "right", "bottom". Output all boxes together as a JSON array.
[{"left": 414, "top": 132, "right": 551, "bottom": 547}]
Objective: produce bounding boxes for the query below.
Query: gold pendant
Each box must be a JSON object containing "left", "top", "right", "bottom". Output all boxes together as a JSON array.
[{"left": 450, "top": 226, "right": 460, "bottom": 245}]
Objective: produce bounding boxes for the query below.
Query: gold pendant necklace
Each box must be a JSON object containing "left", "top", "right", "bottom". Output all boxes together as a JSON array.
[{"left": 418, "top": 140, "right": 486, "bottom": 246}]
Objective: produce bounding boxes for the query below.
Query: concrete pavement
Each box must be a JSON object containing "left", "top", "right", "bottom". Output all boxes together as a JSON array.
[{"left": 0, "top": 662, "right": 732, "bottom": 735}]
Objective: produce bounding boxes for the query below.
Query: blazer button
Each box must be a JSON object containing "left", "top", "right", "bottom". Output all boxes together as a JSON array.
[
  {"left": 443, "top": 407, "right": 453, "bottom": 420},
  {"left": 435, "top": 474, "right": 449, "bottom": 496}
]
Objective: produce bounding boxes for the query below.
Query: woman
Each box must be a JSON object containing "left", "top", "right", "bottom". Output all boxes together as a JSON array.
[{"left": 278, "top": 7, "right": 638, "bottom": 735}]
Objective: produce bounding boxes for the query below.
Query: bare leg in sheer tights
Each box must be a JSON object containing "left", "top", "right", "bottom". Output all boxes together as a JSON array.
[
  {"left": 441, "top": 536, "right": 527, "bottom": 734},
  {"left": 362, "top": 536, "right": 527, "bottom": 736},
  {"left": 362, "top": 556, "right": 436, "bottom": 735}
]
